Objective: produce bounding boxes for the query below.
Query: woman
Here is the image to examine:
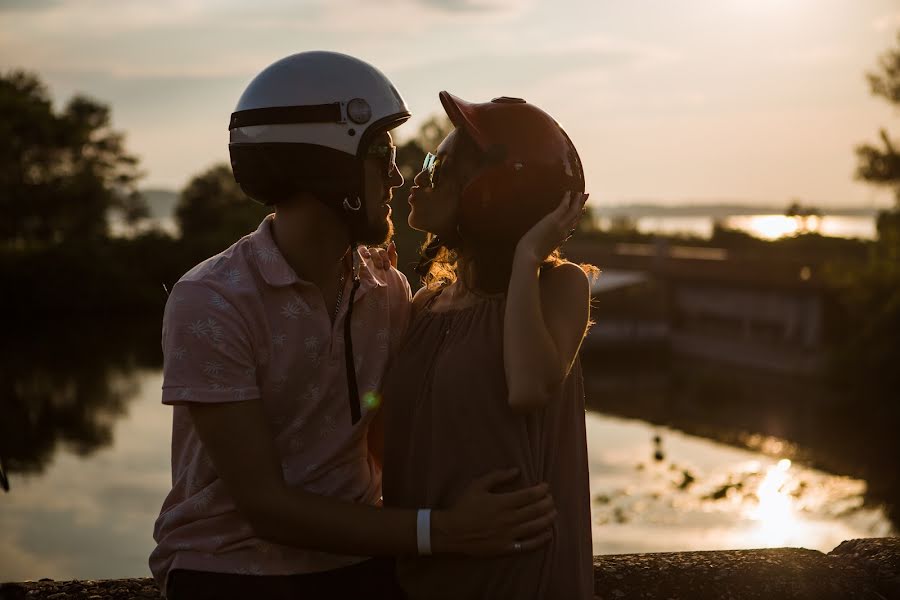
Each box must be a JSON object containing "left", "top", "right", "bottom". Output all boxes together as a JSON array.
[{"left": 382, "top": 92, "right": 595, "bottom": 599}]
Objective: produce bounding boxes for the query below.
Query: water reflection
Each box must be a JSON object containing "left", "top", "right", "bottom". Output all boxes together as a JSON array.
[
  {"left": 0, "top": 371, "right": 172, "bottom": 581},
  {"left": 586, "top": 416, "right": 894, "bottom": 555},
  {"left": 583, "top": 349, "right": 900, "bottom": 527},
  {"left": 590, "top": 214, "right": 877, "bottom": 241},
  {"left": 747, "top": 458, "right": 795, "bottom": 543},
  {"left": 0, "top": 323, "right": 895, "bottom": 582},
  {"left": 0, "top": 319, "right": 161, "bottom": 484}
]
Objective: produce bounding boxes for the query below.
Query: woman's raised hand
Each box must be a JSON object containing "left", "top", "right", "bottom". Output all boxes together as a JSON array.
[
  {"left": 431, "top": 468, "right": 557, "bottom": 557},
  {"left": 363, "top": 241, "right": 398, "bottom": 271},
  {"left": 516, "top": 191, "right": 589, "bottom": 265}
]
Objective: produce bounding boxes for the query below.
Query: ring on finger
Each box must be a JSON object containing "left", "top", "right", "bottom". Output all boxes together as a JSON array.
[{"left": 513, "top": 541, "right": 522, "bottom": 552}]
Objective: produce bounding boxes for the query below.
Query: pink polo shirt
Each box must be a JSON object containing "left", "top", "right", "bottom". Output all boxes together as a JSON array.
[{"left": 150, "top": 214, "right": 411, "bottom": 591}]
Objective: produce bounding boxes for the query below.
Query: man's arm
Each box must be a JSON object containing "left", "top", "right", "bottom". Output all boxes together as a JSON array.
[
  {"left": 189, "top": 399, "right": 556, "bottom": 557},
  {"left": 164, "top": 278, "right": 555, "bottom": 558}
]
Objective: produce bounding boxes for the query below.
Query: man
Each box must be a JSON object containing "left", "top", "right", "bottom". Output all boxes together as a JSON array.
[{"left": 150, "top": 51, "right": 555, "bottom": 599}]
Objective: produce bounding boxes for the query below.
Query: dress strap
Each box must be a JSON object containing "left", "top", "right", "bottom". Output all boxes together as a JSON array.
[
  {"left": 411, "top": 286, "right": 445, "bottom": 321},
  {"left": 423, "top": 287, "right": 445, "bottom": 311}
]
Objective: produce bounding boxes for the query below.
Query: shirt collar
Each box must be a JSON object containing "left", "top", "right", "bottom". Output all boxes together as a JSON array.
[
  {"left": 250, "top": 214, "right": 301, "bottom": 288},
  {"left": 250, "top": 214, "right": 389, "bottom": 292}
]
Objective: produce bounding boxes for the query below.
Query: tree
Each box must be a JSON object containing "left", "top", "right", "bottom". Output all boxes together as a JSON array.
[
  {"left": 855, "top": 31, "right": 900, "bottom": 203},
  {"left": 0, "top": 70, "right": 146, "bottom": 247},
  {"left": 175, "top": 163, "right": 270, "bottom": 246},
  {"left": 830, "top": 32, "right": 900, "bottom": 410},
  {"left": 784, "top": 200, "right": 822, "bottom": 234}
]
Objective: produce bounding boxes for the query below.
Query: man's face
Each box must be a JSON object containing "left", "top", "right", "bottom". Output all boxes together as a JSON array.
[{"left": 357, "top": 131, "right": 403, "bottom": 245}]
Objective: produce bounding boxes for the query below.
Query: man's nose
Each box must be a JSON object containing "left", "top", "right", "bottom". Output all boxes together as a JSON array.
[{"left": 389, "top": 162, "right": 404, "bottom": 188}]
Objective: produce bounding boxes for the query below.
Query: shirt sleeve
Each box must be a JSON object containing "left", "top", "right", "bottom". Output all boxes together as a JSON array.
[{"left": 161, "top": 280, "right": 260, "bottom": 405}]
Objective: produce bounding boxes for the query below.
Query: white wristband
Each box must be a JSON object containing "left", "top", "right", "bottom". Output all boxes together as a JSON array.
[{"left": 416, "top": 509, "right": 432, "bottom": 556}]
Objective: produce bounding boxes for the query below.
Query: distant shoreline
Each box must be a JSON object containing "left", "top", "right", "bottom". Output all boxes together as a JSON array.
[
  {"left": 595, "top": 203, "right": 884, "bottom": 218},
  {"left": 137, "top": 188, "right": 890, "bottom": 221}
]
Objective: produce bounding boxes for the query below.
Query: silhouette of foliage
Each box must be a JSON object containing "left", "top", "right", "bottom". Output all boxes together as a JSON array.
[
  {"left": 175, "top": 163, "right": 269, "bottom": 248},
  {"left": 831, "top": 32, "right": 900, "bottom": 411},
  {"left": 0, "top": 70, "right": 146, "bottom": 248},
  {"left": 855, "top": 31, "right": 900, "bottom": 203}
]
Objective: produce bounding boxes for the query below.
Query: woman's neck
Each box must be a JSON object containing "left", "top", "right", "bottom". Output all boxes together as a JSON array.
[{"left": 454, "top": 250, "right": 512, "bottom": 296}]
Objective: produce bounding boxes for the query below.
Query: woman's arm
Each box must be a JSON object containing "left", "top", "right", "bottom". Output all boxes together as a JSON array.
[
  {"left": 188, "top": 399, "right": 556, "bottom": 557},
  {"left": 504, "top": 192, "right": 591, "bottom": 413}
]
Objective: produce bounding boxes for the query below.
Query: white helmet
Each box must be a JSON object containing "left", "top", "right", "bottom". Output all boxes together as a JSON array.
[{"left": 228, "top": 51, "right": 410, "bottom": 205}]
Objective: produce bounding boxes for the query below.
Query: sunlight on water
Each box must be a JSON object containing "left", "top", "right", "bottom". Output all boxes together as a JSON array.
[
  {"left": 726, "top": 215, "right": 801, "bottom": 240},
  {"left": 744, "top": 459, "right": 797, "bottom": 546},
  {"left": 593, "top": 214, "right": 876, "bottom": 240},
  {"left": 586, "top": 414, "right": 895, "bottom": 555},
  {"left": 0, "top": 374, "right": 894, "bottom": 582}
]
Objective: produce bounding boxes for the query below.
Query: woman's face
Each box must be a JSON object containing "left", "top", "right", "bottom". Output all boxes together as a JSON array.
[{"left": 407, "top": 129, "right": 472, "bottom": 238}]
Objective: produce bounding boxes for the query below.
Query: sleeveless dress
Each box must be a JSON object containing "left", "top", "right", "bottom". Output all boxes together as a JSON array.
[{"left": 381, "top": 290, "right": 593, "bottom": 600}]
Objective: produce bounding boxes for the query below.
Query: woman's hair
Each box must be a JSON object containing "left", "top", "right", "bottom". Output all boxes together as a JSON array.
[{"left": 415, "top": 129, "right": 597, "bottom": 293}]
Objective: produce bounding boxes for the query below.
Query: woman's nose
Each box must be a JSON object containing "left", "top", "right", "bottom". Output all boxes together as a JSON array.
[{"left": 412, "top": 166, "right": 430, "bottom": 188}]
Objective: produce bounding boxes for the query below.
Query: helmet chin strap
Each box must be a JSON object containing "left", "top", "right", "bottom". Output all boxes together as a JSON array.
[
  {"left": 342, "top": 236, "right": 363, "bottom": 425},
  {"left": 340, "top": 170, "right": 366, "bottom": 425}
]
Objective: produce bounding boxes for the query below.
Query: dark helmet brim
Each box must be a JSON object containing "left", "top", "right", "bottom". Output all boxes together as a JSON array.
[{"left": 439, "top": 91, "right": 490, "bottom": 151}]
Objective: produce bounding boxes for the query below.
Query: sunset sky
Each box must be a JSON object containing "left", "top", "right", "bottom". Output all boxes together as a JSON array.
[{"left": 1, "top": 0, "right": 898, "bottom": 208}]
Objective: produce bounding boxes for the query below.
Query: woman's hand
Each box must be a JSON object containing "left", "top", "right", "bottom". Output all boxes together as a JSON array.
[
  {"left": 516, "top": 191, "right": 588, "bottom": 265},
  {"left": 362, "top": 241, "right": 398, "bottom": 271},
  {"left": 431, "top": 468, "right": 557, "bottom": 557}
]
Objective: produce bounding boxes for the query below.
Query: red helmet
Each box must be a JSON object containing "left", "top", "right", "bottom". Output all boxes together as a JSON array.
[{"left": 439, "top": 91, "right": 585, "bottom": 245}]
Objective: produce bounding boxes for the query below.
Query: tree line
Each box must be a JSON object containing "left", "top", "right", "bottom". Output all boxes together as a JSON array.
[
  {"left": 1, "top": 32, "right": 898, "bottom": 411},
  {"left": 0, "top": 70, "right": 452, "bottom": 315}
]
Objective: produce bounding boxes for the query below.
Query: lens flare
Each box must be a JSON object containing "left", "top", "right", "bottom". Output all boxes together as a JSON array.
[{"left": 363, "top": 391, "right": 382, "bottom": 410}]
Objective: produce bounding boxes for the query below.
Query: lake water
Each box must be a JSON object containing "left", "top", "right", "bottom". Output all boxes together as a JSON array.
[
  {"left": 1, "top": 368, "right": 893, "bottom": 583},
  {"left": 590, "top": 214, "right": 877, "bottom": 240},
  {"left": 120, "top": 213, "right": 879, "bottom": 242}
]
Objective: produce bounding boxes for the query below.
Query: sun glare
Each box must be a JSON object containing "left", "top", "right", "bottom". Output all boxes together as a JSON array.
[
  {"left": 745, "top": 458, "right": 805, "bottom": 546},
  {"left": 728, "top": 215, "right": 801, "bottom": 240}
]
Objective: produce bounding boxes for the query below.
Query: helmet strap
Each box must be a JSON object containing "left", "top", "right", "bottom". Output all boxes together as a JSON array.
[
  {"left": 340, "top": 160, "right": 367, "bottom": 425},
  {"left": 342, "top": 242, "right": 363, "bottom": 425}
]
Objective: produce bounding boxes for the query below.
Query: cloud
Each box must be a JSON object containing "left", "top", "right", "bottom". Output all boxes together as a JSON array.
[
  {"left": 0, "top": 0, "right": 61, "bottom": 12},
  {"left": 0, "top": 0, "right": 528, "bottom": 36}
]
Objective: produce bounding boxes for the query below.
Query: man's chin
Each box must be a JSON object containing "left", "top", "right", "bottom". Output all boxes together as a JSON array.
[{"left": 354, "top": 216, "right": 394, "bottom": 247}]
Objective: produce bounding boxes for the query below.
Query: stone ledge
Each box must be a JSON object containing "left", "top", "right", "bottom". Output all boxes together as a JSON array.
[
  {"left": 1, "top": 537, "right": 897, "bottom": 599},
  {"left": 593, "top": 537, "right": 900, "bottom": 600}
]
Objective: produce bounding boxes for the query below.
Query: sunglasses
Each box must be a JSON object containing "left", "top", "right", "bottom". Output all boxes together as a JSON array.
[
  {"left": 421, "top": 152, "right": 443, "bottom": 188},
  {"left": 366, "top": 143, "right": 398, "bottom": 177}
]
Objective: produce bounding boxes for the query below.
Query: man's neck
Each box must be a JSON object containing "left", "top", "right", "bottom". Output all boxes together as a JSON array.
[{"left": 271, "top": 201, "right": 350, "bottom": 287}]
